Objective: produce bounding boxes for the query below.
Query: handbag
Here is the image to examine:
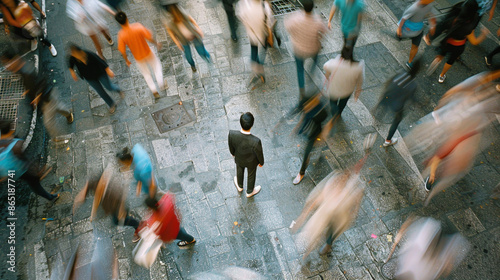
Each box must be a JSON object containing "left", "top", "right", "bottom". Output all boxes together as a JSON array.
[{"left": 132, "top": 222, "right": 163, "bottom": 268}]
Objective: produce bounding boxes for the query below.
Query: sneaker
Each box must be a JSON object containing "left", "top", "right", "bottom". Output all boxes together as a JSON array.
[
  {"left": 424, "top": 176, "right": 433, "bottom": 192},
  {"left": 49, "top": 44, "right": 57, "bottom": 57},
  {"left": 132, "top": 233, "right": 140, "bottom": 243},
  {"left": 153, "top": 92, "right": 160, "bottom": 99},
  {"left": 438, "top": 74, "right": 446, "bottom": 83},
  {"left": 246, "top": 185, "right": 261, "bottom": 198},
  {"left": 31, "top": 39, "right": 38, "bottom": 51},
  {"left": 405, "top": 61, "right": 413, "bottom": 70},
  {"left": 109, "top": 104, "right": 116, "bottom": 114},
  {"left": 191, "top": 66, "right": 197, "bottom": 72},
  {"left": 485, "top": 56, "right": 492, "bottom": 66},
  {"left": 383, "top": 137, "right": 398, "bottom": 147},
  {"left": 319, "top": 244, "right": 332, "bottom": 255},
  {"left": 107, "top": 37, "right": 114, "bottom": 46},
  {"left": 234, "top": 176, "right": 243, "bottom": 192},
  {"left": 293, "top": 174, "right": 304, "bottom": 185},
  {"left": 66, "top": 113, "right": 74, "bottom": 124}
]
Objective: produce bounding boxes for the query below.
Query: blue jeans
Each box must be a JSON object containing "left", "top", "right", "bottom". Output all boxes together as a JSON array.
[
  {"left": 183, "top": 38, "right": 210, "bottom": 67},
  {"left": 86, "top": 74, "right": 120, "bottom": 107},
  {"left": 295, "top": 55, "right": 318, "bottom": 89}
]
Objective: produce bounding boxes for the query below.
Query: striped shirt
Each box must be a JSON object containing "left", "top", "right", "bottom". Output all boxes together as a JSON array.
[{"left": 285, "top": 11, "right": 327, "bottom": 58}]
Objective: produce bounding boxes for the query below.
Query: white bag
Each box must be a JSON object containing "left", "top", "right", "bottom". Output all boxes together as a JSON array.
[{"left": 132, "top": 223, "right": 163, "bottom": 268}]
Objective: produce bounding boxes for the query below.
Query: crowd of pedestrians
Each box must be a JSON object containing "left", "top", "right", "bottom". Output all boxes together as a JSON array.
[{"left": 1, "top": 0, "right": 500, "bottom": 278}]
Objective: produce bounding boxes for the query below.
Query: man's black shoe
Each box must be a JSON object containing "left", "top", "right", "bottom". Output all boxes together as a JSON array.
[{"left": 424, "top": 176, "right": 433, "bottom": 192}]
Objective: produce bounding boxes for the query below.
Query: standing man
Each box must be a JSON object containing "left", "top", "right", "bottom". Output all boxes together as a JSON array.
[
  {"left": 237, "top": 0, "right": 274, "bottom": 82},
  {"left": 115, "top": 11, "right": 166, "bottom": 100},
  {"left": 328, "top": 0, "right": 364, "bottom": 48},
  {"left": 397, "top": 0, "right": 436, "bottom": 69},
  {"left": 285, "top": 0, "right": 327, "bottom": 99},
  {"left": 228, "top": 112, "right": 264, "bottom": 198},
  {"left": 1, "top": 51, "right": 73, "bottom": 141},
  {"left": 221, "top": 0, "right": 239, "bottom": 41}
]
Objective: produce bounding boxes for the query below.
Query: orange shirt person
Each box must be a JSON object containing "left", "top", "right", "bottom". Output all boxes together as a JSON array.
[{"left": 116, "top": 11, "right": 166, "bottom": 100}]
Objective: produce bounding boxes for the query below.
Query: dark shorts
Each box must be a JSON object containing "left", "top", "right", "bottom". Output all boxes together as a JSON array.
[
  {"left": 438, "top": 43, "right": 466, "bottom": 65},
  {"left": 411, "top": 32, "right": 424, "bottom": 46}
]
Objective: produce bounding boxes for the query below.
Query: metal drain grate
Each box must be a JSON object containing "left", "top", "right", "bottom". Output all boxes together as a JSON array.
[
  {"left": 270, "top": 0, "right": 299, "bottom": 16},
  {"left": 0, "top": 73, "right": 25, "bottom": 101},
  {"left": 151, "top": 103, "right": 194, "bottom": 133},
  {"left": 0, "top": 100, "right": 19, "bottom": 129}
]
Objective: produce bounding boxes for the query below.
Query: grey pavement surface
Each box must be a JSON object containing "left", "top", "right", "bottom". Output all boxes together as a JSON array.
[{"left": 1, "top": 0, "right": 499, "bottom": 279}]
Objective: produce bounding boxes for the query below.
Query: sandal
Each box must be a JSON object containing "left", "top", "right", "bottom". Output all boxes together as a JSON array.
[{"left": 177, "top": 239, "right": 196, "bottom": 247}]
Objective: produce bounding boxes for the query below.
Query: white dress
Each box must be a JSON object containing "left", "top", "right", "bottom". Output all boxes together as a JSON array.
[{"left": 67, "top": 0, "right": 109, "bottom": 36}]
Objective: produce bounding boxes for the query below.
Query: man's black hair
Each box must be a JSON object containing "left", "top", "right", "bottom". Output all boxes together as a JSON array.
[
  {"left": 115, "top": 11, "right": 128, "bottom": 25},
  {"left": 240, "top": 112, "right": 254, "bottom": 131},
  {"left": 301, "top": 0, "right": 314, "bottom": 13},
  {"left": 116, "top": 147, "right": 133, "bottom": 161},
  {"left": 0, "top": 119, "right": 14, "bottom": 136},
  {"left": 145, "top": 196, "right": 159, "bottom": 210},
  {"left": 340, "top": 45, "right": 354, "bottom": 61}
]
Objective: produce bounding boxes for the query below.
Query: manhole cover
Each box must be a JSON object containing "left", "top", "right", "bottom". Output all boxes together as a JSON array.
[
  {"left": 151, "top": 104, "right": 194, "bottom": 133},
  {"left": 270, "top": 0, "right": 300, "bottom": 16}
]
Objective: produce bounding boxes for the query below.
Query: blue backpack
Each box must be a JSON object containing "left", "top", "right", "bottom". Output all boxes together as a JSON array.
[{"left": 0, "top": 139, "right": 28, "bottom": 180}]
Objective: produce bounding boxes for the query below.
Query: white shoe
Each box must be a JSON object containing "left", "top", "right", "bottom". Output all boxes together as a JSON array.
[
  {"left": 246, "top": 185, "right": 261, "bottom": 198},
  {"left": 31, "top": 39, "right": 38, "bottom": 51},
  {"left": 49, "top": 44, "right": 57, "bottom": 57},
  {"left": 293, "top": 174, "right": 304, "bottom": 185},
  {"left": 234, "top": 176, "right": 243, "bottom": 192},
  {"left": 383, "top": 137, "right": 398, "bottom": 147}
]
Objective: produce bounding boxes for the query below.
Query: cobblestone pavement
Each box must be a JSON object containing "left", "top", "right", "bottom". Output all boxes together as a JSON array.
[{"left": 3, "top": 0, "right": 500, "bottom": 279}]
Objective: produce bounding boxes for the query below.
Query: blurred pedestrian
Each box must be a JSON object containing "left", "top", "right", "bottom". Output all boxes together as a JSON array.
[
  {"left": 321, "top": 45, "right": 364, "bottom": 138},
  {"left": 115, "top": 11, "right": 166, "bottom": 100},
  {"left": 73, "top": 166, "right": 144, "bottom": 242},
  {"left": 485, "top": 27, "right": 500, "bottom": 66},
  {"left": 237, "top": 0, "right": 274, "bottom": 82},
  {"left": 0, "top": 0, "right": 57, "bottom": 56},
  {"left": 397, "top": 0, "right": 436, "bottom": 69},
  {"left": 161, "top": 3, "right": 211, "bottom": 72},
  {"left": 144, "top": 193, "right": 196, "bottom": 247},
  {"left": 426, "top": 7, "right": 487, "bottom": 83},
  {"left": 116, "top": 144, "right": 157, "bottom": 198},
  {"left": 374, "top": 61, "right": 419, "bottom": 147},
  {"left": 1, "top": 51, "right": 73, "bottom": 140},
  {"left": 327, "top": 0, "right": 364, "bottom": 48},
  {"left": 285, "top": 0, "right": 327, "bottom": 99},
  {"left": 228, "top": 112, "right": 265, "bottom": 198},
  {"left": 292, "top": 93, "right": 328, "bottom": 185},
  {"left": 0, "top": 119, "right": 60, "bottom": 202},
  {"left": 66, "top": 0, "right": 115, "bottom": 59},
  {"left": 68, "top": 44, "right": 122, "bottom": 114},
  {"left": 221, "top": 0, "right": 239, "bottom": 41}
]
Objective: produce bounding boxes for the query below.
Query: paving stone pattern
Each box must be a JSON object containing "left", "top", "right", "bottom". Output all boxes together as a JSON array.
[{"left": 13, "top": 0, "right": 500, "bottom": 279}]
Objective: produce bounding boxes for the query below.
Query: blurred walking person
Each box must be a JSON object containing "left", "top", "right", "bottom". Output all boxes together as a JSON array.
[
  {"left": 228, "top": 112, "right": 265, "bottom": 198},
  {"left": 221, "top": 0, "right": 239, "bottom": 41},
  {"left": 116, "top": 144, "right": 157, "bottom": 198},
  {"left": 0, "top": 0, "right": 57, "bottom": 56},
  {"left": 285, "top": 0, "right": 327, "bottom": 99},
  {"left": 116, "top": 11, "right": 166, "bottom": 100},
  {"left": 373, "top": 61, "right": 419, "bottom": 147},
  {"left": 161, "top": 3, "right": 211, "bottom": 72},
  {"left": 1, "top": 51, "right": 73, "bottom": 140},
  {"left": 396, "top": 0, "right": 436, "bottom": 69},
  {"left": 0, "top": 119, "right": 60, "bottom": 202},
  {"left": 66, "top": 0, "right": 115, "bottom": 59},
  {"left": 321, "top": 45, "right": 364, "bottom": 138},
  {"left": 237, "top": 0, "right": 274, "bottom": 82},
  {"left": 327, "top": 0, "right": 364, "bottom": 48},
  {"left": 68, "top": 44, "right": 122, "bottom": 114}
]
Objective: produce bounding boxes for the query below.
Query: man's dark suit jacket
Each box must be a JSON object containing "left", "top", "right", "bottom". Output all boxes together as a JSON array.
[{"left": 228, "top": 130, "right": 264, "bottom": 168}]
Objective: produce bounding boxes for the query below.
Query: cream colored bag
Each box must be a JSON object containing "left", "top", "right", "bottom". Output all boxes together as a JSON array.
[{"left": 132, "top": 222, "right": 163, "bottom": 268}]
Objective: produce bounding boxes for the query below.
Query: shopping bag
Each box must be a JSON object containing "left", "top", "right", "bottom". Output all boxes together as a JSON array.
[{"left": 132, "top": 223, "right": 163, "bottom": 268}]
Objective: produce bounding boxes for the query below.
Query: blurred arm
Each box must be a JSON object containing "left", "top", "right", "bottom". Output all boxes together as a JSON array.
[{"left": 328, "top": 6, "right": 337, "bottom": 29}]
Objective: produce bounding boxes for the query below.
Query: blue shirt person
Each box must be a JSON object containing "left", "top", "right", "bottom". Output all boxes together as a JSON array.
[
  {"left": 117, "top": 144, "right": 157, "bottom": 197},
  {"left": 328, "top": 0, "right": 364, "bottom": 47}
]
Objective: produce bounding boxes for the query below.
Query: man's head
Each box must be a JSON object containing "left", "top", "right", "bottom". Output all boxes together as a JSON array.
[
  {"left": 115, "top": 11, "right": 128, "bottom": 25},
  {"left": 0, "top": 119, "right": 15, "bottom": 139},
  {"left": 301, "top": 0, "right": 314, "bottom": 13},
  {"left": 240, "top": 112, "right": 254, "bottom": 131},
  {"left": 340, "top": 45, "right": 354, "bottom": 61},
  {"left": 116, "top": 147, "right": 133, "bottom": 166}
]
